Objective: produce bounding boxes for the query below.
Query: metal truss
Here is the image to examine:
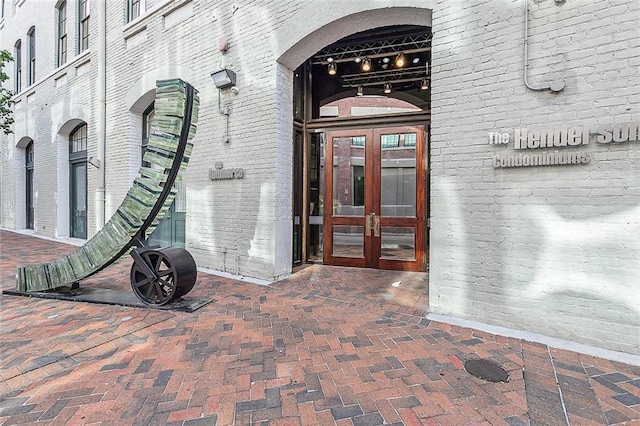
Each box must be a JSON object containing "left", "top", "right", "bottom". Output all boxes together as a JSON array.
[
  {"left": 312, "top": 33, "right": 432, "bottom": 65},
  {"left": 340, "top": 65, "right": 429, "bottom": 87}
]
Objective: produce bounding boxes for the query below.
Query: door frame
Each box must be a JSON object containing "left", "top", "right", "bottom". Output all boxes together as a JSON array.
[
  {"left": 69, "top": 160, "right": 87, "bottom": 239},
  {"left": 25, "top": 141, "right": 34, "bottom": 230},
  {"left": 69, "top": 124, "right": 88, "bottom": 239},
  {"left": 323, "top": 124, "right": 427, "bottom": 271}
]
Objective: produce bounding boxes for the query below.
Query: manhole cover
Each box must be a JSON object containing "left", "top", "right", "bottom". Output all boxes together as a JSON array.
[{"left": 464, "top": 359, "right": 509, "bottom": 382}]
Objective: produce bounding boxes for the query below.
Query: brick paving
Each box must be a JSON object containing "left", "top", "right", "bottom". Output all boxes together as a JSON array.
[{"left": 1, "top": 229, "right": 639, "bottom": 425}]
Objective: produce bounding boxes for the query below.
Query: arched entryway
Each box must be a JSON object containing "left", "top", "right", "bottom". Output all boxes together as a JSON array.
[{"left": 291, "top": 24, "right": 432, "bottom": 272}]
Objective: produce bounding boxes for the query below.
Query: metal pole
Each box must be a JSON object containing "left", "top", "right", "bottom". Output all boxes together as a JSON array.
[{"left": 96, "top": 0, "right": 107, "bottom": 228}]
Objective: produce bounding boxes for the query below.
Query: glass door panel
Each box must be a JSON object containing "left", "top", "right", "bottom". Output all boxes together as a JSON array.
[
  {"left": 380, "top": 134, "right": 416, "bottom": 217},
  {"left": 324, "top": 126, "right": 426, "bottom": 271},
  {"left": 376, "top": 126, "right": 425, "bottom": 271},
  {"left": 324, "top": 130, "right": 369, "bottom": 267},
  {"left": 308, "top": 133, "right": 324, "bottom": 262},
  {"left": 26, "top": 168, "right": 34, "bottom": 229},
  {"left": 71, "top": 162, "right": 87, "bottom": 239},
  {"left": 332, "top": 225, "right": 364, "bottom": 257},
  {"left": 381, "top": 227, "right": 415, "bottom": 260},
  {"left": 332, "top": 134, "right": 365, "bottom": 217}
]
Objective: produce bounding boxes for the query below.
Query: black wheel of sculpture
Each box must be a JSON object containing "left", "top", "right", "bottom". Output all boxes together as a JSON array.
[{"left": 130, "top": 247, "right": 197, "bottom": 305}]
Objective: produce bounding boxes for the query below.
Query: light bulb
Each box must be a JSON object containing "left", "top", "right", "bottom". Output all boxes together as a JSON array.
[{"left": 362, "top": 58, "right": 371, "bottom": 72}]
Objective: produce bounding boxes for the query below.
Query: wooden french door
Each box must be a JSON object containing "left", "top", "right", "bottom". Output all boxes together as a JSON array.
[{"left": 323, "top": 125, "right": 426, "bottom": 271}]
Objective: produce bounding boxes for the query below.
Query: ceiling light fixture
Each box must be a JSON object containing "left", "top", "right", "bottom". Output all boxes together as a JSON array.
[
  {"left": 421, "top": 79, "right": 429, "bottom": 90},
  {"left": 412, "top": 57, "right": 420, "bottom": 64},
  {"left": 357, "top": 85, "right": 364, "bottom": 96},
  {"left": 328, "top": 62, "right": 337, "bottom": 75},
  {"left": 382, "top": 57, "right": 390, "bottom": 64},
  {"left": 354, "top": 57, "right": 362, "bottom": 63},
  {"left": 395, "top": 53, "right": 405, "bottom": 67},
  {"left": 383, "top": 82, "right": 391, "bottom": 94},
  {"left": 327, "top": 57, "right": 334, "bottom": 63},
  {"left": 362, "top": 58, "right": 371, "bottom": 72}
]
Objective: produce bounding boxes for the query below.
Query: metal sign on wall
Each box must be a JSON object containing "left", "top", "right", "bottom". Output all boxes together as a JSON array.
[
  {"left": 209, "top": 161, "right": 245, "bottom": 180},
  {"left": 489, "top": 122, "right": 639, "bottom": 168}
]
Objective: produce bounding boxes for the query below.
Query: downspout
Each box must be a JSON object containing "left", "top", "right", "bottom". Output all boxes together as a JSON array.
[
  {"left": 96, "top": 0, "right": 107, "bottom": 229},
  {"left": 523, "top": 0, "right": 565, "bottom": 92}
]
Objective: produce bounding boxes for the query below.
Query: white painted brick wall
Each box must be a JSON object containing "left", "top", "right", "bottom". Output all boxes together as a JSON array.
[
  {"left": 1, "top": 0, "right": 638, "bottom": 354},
  {"left": 429, "top": 0, "right": 639, "bottom": 354}
]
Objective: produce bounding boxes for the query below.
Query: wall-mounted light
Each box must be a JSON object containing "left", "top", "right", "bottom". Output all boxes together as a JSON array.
[
  {"left": 421, "top": 79, "right": 429, "bottom": 90},
  {"left": 328, "top": 62, "right": 337, "bottom": 75},
  {"left": 395, "top": 53, "right": 405, "bottom": 67},
  {"left": 211, "top": 68, "right": 238, "bottom": 144},
  {"left": 357, "top": 85, "right": 364, "bottom": 96},
  {"left": 383, "top": 82, "right": 392, "bottom": 94},
  {"left": 362, "top": 58, "right": 371, "bottom": 72},
  {"left": 211, "top": 68, "right": 237, "bottom": 89},
  {"left": 87, "top": 156, "right": 101, "bottom": 168}
]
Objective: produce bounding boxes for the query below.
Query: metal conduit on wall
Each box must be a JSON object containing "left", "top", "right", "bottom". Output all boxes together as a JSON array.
[{"left": 523, "top": 0, "right": 565, "bottom": 92}]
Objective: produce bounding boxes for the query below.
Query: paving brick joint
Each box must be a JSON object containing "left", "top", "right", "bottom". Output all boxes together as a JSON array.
[{"left": 1, "top": 230, "right": 639, "bottom": 425}]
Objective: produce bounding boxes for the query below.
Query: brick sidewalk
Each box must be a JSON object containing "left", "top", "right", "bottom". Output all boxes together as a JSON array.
[{"left": 1, "top": 230, "right": 639, "bottom": 425}]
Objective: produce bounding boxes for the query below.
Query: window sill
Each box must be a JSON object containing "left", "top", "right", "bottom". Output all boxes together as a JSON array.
[
  {"left": 123, "top": 0, "right": 172, "bottom": 38},
  {"left": 12, "top": 50, "right": 91, "bottom": 101},
  {"left": 53, "top": 50, "right": 91, "bottom": 80}
]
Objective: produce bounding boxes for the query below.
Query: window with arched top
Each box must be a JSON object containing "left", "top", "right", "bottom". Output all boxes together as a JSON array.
[
  {"left": 25, "top": 141, "right": 34, "bottom": 229},
  {"left": 27, "top": 26, "right": 35, "bottom": 86},
  {"left": 14, "top": 40, "right": 21, "bottom": 93},
  {"left": 79, "top": 0, "right": 89, "bottom": 52},
  {"left": 127, "top": 0, "right": 144, "bottom": 23},
  {"left": 142, "top": 103, "right": 154, "bottom": 166},
  {"left": 57, "top": 1, "right": 67, "bottom": 66},
  {"left": 69, "top": 123, "right": 87, "bottom": 238}
]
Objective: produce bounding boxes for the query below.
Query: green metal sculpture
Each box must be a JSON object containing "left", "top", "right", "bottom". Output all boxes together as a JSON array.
[{"left": 16, "top": 78, "right": 200, "bottom": 305}]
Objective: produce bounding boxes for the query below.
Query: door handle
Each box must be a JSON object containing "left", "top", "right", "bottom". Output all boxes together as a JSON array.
[
  {"left": 365, "top": 213, "right": 380, "bottom": 237},
  {"left": 372, "top": 213, "right": 380, "bottom": 237}
]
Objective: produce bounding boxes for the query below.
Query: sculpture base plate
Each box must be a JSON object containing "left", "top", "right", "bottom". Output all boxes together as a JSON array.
[{"left": 3, "top": 287, "right": 211, "bottom": 312}]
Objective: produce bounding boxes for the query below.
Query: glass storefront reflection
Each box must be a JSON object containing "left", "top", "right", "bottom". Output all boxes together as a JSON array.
[
  {"left": 381, "top": 133, "right": 416, "bottom": 217},
  {"left": 381, "top": 227, "right": 415, "bottom": 260},
  {"left": 332, "top": 225, "right": 364, "bottom": 257}
]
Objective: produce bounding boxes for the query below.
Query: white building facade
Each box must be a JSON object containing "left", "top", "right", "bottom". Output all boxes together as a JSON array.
[{"left": 1, "top": 0, "right": 639, "bottom": 356}]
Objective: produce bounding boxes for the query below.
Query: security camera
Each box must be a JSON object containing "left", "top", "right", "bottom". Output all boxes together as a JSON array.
[{"left": 230, "top": 86, "right": 240, "bottom": 95}]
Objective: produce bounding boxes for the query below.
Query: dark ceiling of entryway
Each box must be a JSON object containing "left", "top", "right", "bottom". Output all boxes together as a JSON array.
[{"left": 310, "top": 25, "right": 432, "bottom": 109}]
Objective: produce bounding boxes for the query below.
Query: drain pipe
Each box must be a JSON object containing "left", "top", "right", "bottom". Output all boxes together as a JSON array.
[
  {"left": 96, "top": 0, "right": 107, "bottom": 229},
  {"left": 523, "top": 0, "right": 565, "bottom": 92}
]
